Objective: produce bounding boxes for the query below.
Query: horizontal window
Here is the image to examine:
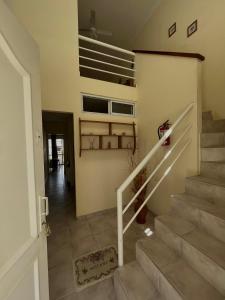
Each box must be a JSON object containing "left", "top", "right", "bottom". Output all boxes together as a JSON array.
[
  {"left": 111, "top": 101, "right": 134, "bottom": 116},
  {"left": 82, "top": 94, "right": 135, "bottom": 117},
  {"left": 83, "top": 96, "right": 109, "bottom": 114}
]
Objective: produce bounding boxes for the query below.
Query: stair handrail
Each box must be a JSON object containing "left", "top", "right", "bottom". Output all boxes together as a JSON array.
[{"left": 117, "top": 102, "right": 195, "bottom": 266}]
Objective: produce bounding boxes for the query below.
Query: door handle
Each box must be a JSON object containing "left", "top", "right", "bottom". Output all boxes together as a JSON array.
[
  {"left": 42, "top": 196, "right": 49, "bottom": 216},
  {"left": 39, "top": 196, "right": 49, "bottom": 217}
]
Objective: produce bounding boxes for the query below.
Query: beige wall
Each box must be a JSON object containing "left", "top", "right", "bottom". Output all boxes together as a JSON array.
[
  {"left": 78, "top": 77, "right": 137, "bottom": 215},
  {"left": 134, "top": 0, "right": 225, "bottom": 119},
  {"left": 6, "top": 0, "right": 138, "bottom": 216},
  {"left": 136, "top": 54, "right": 202, "bottom": 215}
]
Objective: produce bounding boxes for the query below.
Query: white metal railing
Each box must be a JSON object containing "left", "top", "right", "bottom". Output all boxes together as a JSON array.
[
  {"left": 78, "top": 35, "right": 136, "bottom": 85},
  {"left": 117, "top": 102, "right": 195, "bottom": 266}
]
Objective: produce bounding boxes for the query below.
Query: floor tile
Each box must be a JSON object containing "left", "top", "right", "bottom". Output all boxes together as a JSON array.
[
  {"left": 72, "top": 235, "right": 100, "bottom": 259},
  {"left": 70, "top": 221, "right": 92, "bottom": 240},
  {"left": 48, "top": 244, "right": 73, "bottom": 270},
  {"left": 46, "top": 166, "right": 155, "bottom": 300},
  {"left": 49, "top": 263, "right": 75, "bottom": 300}
]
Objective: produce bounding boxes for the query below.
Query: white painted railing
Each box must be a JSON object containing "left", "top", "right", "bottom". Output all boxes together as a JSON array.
[
  {"left": 117, "top": 102, "right": 195, "bottom": 266},
  {"left": 79, "top": 35, "right": 136, "bottom": 85}
]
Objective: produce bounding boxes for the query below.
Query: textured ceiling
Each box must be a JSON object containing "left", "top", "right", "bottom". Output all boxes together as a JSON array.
[{"left": 78, "top": 0, "right": 160, "bottom": 49}]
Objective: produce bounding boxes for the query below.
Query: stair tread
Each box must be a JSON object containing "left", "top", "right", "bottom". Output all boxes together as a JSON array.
[
  {"left": 158, "top": 215, "right": 225, "bottom": 269},
  {"left": 157, "top": 215, "right": 196, "bottom": 236},
  {"left": 187, "top": 175, "right": 225, "bottom": 188},
  {"left": 114, "top": 261, "right": 162, "bottom": 300},
  {"left": 172, "top": 193, "right": 225, "bottom": 219},
  {"left": 137, "top": 236, "right": 223, "bottom": 300},
  {"left": 137, "top": 235, "right": 178, "bottom": 269}
]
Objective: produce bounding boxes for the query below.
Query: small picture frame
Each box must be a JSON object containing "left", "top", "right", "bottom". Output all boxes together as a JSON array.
[
  {"left": 187, "top": 20, "right": 198, "bottom": 37},
  {"left": 168, "top": 22, "right": 176, "bottom": 38}
]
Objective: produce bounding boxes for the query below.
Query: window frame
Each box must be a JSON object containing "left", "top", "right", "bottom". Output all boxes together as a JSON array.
[{"left": 81, "top": 93, "right": 135, "bottom": 117}]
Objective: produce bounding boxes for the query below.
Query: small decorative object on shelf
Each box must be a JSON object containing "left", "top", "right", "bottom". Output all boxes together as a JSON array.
[
  {"left": 79, "top": 118, "right": 136, "bottom": 156},
  {"left": 127, "top": 142, "right": 132, "bottom": 149},
  {"left": 89, "top": 137, "right": 95, "bottom": 149}
]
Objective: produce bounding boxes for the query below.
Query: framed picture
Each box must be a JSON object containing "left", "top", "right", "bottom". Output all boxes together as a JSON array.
[
  {"left": 187, "top": 20, "right": 198, "bottom": 37},
  {"left": 168, "top": 22, "right": 176, "bottom": 38}
]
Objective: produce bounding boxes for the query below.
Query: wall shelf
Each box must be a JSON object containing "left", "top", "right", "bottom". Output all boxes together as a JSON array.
[{"left": 79, "top": 118, "right": 136, "bottom": 156}]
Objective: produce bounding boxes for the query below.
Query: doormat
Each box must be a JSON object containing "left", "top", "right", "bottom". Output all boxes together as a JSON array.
[{"left": 73, "top": 246, "right": 118, "bottom": 291}]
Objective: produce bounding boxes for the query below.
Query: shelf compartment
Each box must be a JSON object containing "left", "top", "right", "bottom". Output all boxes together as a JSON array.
[{"left": 79, "top": 118, "right": 136, "bottom": 156}]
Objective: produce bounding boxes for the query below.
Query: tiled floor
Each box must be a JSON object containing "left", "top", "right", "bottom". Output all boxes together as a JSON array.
[{"left": 46, "top": 166, "right": 155, "bottom": 300}]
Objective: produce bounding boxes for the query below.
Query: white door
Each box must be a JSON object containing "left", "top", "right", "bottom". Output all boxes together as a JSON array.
[{"left": 0, "top": 2, "right": 49, "bottom": 300}]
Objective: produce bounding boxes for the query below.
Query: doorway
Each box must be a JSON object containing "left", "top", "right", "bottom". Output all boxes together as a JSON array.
[{"left": 42, "top": 111, "right": 76, "bottom": 218}]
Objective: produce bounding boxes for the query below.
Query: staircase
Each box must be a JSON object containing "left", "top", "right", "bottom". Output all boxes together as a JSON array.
[{"left": 114, "top": 111, "right": 225, "bottom": 299}]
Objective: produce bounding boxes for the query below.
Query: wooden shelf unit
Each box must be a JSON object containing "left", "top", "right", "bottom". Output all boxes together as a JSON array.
[{"left": 79, "top": 118, "right": 136, "bottom": 156}]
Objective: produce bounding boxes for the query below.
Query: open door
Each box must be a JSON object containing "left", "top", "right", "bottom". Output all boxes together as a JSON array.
[{"left": 0, "top": 2, "right": 49, "bottom": 300}]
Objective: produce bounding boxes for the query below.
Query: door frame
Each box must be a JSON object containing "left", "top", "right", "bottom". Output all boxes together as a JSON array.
[
  {"left": 42, "top": 110, "right": 76, "bottom": 214},
  {"left": 0, "top": 2, "right": 49, "bottom": 299}
]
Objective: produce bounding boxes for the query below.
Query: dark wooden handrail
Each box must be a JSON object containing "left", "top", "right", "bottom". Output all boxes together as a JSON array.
[{"left": 133, "top": 50, "right": 205, "bottom": 61}]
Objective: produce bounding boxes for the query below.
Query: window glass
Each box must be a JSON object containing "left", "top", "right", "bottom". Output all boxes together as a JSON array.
[
  {"left": 112, "top": 102, "right": 134, "bottom": 116},
  {"left": 83, "top": 96, "right": 109, "bottom": 114}
]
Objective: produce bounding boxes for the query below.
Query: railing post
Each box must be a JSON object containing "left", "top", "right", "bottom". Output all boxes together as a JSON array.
[{"left": 117, "top": 189, "right": 124, "bottom": 267}]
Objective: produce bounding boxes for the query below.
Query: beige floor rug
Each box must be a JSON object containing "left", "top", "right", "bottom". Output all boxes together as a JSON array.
[{"left": 73, "top": 246, "right": 118, "bottom": 291}]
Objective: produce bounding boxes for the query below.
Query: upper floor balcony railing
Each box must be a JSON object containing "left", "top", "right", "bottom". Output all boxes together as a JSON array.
[{"left": 79, "top": 35, "right": 136, "bottom": 87}]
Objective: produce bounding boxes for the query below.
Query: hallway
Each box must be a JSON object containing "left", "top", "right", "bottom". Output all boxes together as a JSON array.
[{"left": 46, "top": 167, "right": 154, "bottom": 300}]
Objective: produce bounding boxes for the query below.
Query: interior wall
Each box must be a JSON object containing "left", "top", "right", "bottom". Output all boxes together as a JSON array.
[
  {"left": 6, "top": 0, "right": 138, "bottom": 216},
  {"left": 134, "top": 0, "right": 225, "bottom": 119},
  {"left": 136, "top": 54, "right": 202, "bottom": 215}
]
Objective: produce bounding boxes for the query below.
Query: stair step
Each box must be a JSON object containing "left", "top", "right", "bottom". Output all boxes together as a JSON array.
[
  {"left": 202, "top": 119, "right": 225, "bottom": 133},
  {"left": 201, "top": 161, "right": 225, "bottom": 180},
  {"left": 201, "top": 132, "right": 225, "bottom": 147},
  {"left": 171, "top": 193, "right": 225, "bottom": 243},
  {"left": 136, "top": 236, "right": 223, "bottom": 300},
  {"left": 201, "top": 147, "right": 225, "bottom": 162},
  {"left": 202, "top": 111, "right": 213, "bottom": 121},
  {"left": 155, "top": 215, "right": 225, "bottom": 295},
  {"left": 114, "top": 261, "right": 162, "bottom": 300},
  {"left": 185, "top": 176, "right": 225, "bottom": 207}
]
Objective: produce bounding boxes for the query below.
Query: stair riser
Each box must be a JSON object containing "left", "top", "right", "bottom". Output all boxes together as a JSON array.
[
  {"left": 185, "top": 179, "right": 225, "bottom": 207},
  {"left": 155, "top": 218, "right": 183, "bottom": 255},
  {"left": 171, "top": 196, "right": 225, "bottom": 243},
  {"left": 114, "top": 276, "right": 128, "bottom": 300},
  {"left": 201, "top": 133, "right": 225, "bottom": 147},
  {"left": 136, "top": 245, "right": 159, "bottom": 290},
  {"left": 182, "top": 241, "right": 225, "bottom": 296},
  {"left": 136, "top": 246, "right": 182, "bottom": 300},
  {"left": 201, "top": 148, "right": 225, "bottom": 162},
  {"left": 156, "top": 219, "right": 225, "bottom": 296},
  {"left": 202, "top": 119, "right": 225, "bottom": 133},
  {"left": 199, "top": 211, "right": 225, "bottom": 244},
  {"left": 201, "top": 162, "right": 225, "bottom": 181},
  {"left": 170, "top": 197, "right": 200, "bottom": 226}
]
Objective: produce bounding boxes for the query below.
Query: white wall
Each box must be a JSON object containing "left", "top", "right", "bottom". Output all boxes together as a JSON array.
[
  {"left": 134, "top": 0, "right": 225, "bottom": 119},
  {"left": 136, "top": 53, "right": 202, "bottom": 215}
]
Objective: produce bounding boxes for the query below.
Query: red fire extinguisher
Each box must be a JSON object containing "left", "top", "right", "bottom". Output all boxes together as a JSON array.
[{"left": 158, "top": 120, "right": 171, "bottom": 146}]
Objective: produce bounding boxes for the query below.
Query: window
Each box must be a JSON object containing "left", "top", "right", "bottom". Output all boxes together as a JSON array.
[
  {"left": 111, "top": 101, "right": 134, "bottom": 116},
  {"left": 82, "top": 94, "right": 135, "bottom": 117},
  {"left": 83, "top": 95, "right": 109, "bottom": 114}
]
